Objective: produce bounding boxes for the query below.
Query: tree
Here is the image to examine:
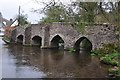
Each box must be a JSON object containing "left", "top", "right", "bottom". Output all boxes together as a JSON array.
[
  {"left": 17, "top": 14, "right": 29, "bottom": 26},
  {"left": 36, "top": 0, "right": 70, "bottom": 24},
  {"left": 67, "top": 1, "right": 98, "bottom": 32},
  {"left": 33, "top": 0, "right": 120, "bottom": 33},
  {"left": 98, "top": 2, "right": 120, "bottom": 33},
  {"left": 40, "top": 5, "right": 68, "bottom": 23}
]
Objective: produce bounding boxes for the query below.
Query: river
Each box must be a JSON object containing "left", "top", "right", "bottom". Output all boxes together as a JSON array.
[{"left": 0, "top": 37, "right": 110, "bottom": 78}]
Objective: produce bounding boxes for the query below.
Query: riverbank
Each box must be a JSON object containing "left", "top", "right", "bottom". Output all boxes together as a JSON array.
[
  {"left": 2, "top": 37, "right": 10, "bottom": 44},
  {"left": 91, "top": 43, "right": 120, "bottom": 78}
]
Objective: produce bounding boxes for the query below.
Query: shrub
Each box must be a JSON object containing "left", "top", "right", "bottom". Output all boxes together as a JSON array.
[
  {"left": 100, "top": 53, "right": 119, "bottom": 66},
  {"left": 68, "top": 48, "right": 76, "bottom": 53}
]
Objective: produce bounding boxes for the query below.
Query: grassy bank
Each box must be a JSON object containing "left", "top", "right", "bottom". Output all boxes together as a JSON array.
[
  {"left": 91, "top": 43, "right": 120, "bottom": 78},
  {"left": 2, "top": 36, "right": 11, "bottom": 44}
]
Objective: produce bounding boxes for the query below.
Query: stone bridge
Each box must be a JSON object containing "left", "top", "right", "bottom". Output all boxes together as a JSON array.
[{"left": 10, "top": 23, "right": 119, "bottom": 51}]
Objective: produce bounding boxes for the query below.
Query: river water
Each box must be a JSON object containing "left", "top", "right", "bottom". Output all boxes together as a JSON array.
[{"left": 0, "top": 37, "right": 110, "bottom": 78}]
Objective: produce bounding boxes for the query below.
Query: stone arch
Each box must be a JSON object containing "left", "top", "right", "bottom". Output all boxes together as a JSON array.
[
  {"left": 74, "top": 37, "right": 92, "bottom": 52},
  {"left": 50, "top": 35, "right": 64, "bottom": 49},
  {"left": 17, "top": 35, "right": 24, "bottom": 44},
  {"left": 31, "top": 35, "right": 42, "bottom": 47}
]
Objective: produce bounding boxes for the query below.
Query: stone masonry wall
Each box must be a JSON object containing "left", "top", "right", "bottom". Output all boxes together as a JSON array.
[
  {"left": 10, "top": 23, "right": 119, "bottom": 50},
  {"left": 24, "top": 25, "right": 32, "bottom": 45},
  {"left": 11, "top": 26, "right": 25, "bottom": 43},
  {"left": 85, "top": 24, "right": 119, "bottom": 49},
  {"left": 49, "top": 23, "right": 82, "bottom": 49}
]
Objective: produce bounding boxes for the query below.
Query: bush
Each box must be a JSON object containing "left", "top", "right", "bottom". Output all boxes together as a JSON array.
[
  {"left": 109, "top": 66, "right": 120, "bottom": 78},
  {"left": 90, "top": 49, "right": 106, "bottom": 57},
  {"left": 91, "top": 42, "right": 120, "bottom": 77},
  {"left": 100, "top": 53, "right": 119, "bottom": 66},
  {"left": 68, "top": 48, "right": 76, "bottom": 53},
  {"left": 102, "top": 43, "right": 120, "bottom": 54}
]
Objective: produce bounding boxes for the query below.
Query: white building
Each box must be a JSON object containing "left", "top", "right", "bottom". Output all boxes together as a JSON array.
[{"left": 0, "top": 12, "right": 12, "bottom": 36}]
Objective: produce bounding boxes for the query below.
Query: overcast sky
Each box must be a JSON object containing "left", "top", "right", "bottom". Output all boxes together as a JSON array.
[
  {"left": 1, "top": 0, "right": 118, "bottom": 24},
  {"left": 0, "top": 0, "right": 74, "bottom": 24}
]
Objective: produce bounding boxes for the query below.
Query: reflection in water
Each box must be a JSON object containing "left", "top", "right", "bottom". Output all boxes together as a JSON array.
[
  {"left": 1, "top": 38, "right": 110, "bottom": 78},
  {"left": 0, "top": 37, "right": 2, "bottom": 79},
  {"left": 2, "top": 39, "right": 46, "bottom": 78}
]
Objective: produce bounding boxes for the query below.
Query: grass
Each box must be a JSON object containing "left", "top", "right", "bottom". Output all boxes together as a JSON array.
[
  {"left": 68, "top": 48, "right": 76, "bottom": 53},
  {"left": 2, "top": 36, "right": 11, "bottom": 43},
  {"left": 100, "top": 53, "right": 120, "bottom": 66},
  {"left": 91, "top": 43, "right": 120, "bottom": 78}
]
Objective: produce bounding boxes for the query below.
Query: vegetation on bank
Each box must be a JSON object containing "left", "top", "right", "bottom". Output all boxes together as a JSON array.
[
  {"left": 2, "top": 36, "right": 11, "bottom": 44},
  {"left": 91, "top": 43, "right": 120, "bottom": 78}
]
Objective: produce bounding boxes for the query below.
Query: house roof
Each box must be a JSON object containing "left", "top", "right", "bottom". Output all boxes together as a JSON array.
[
  {"left": 11, "top": 19, "right": 18, "bottom": 27},
  {"left": 0, "top": 12, "right": 12, "bottom": 27}
]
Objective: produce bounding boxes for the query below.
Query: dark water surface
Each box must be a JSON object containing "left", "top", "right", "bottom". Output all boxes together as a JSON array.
[{"left": 1, "top": 37, "right": 110, "bottom": 78}]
